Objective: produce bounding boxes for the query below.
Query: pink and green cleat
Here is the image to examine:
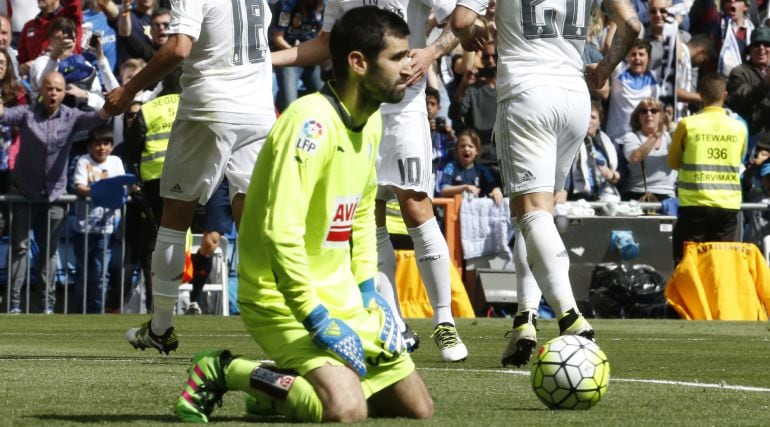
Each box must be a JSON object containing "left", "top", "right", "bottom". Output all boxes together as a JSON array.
[{"left": 176, "top": 349, "right": 232, "bottom": 423}]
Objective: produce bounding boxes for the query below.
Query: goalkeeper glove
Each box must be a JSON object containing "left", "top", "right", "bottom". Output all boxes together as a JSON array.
[
  {"left": 359, "top": 278, "right": 406, "bottom": 355},
  {"left": 302, "top": 305, "right": 367, "bottom": 377}
]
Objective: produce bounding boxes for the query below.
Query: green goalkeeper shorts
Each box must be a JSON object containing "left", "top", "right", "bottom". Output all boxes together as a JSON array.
[{"left": 239, "top": 301, "right": 415, "bottom": 398}]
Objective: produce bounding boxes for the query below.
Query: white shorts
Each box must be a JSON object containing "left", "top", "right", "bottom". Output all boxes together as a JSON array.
[
  {"left": 495, "top": 87, "right": 590, "bottom": 197},
  {"left": 160, "top": 120, "right": 272, "bottom": 204},
  {"left": 375, "top": 109, "right": 434, "bottom": 200}
]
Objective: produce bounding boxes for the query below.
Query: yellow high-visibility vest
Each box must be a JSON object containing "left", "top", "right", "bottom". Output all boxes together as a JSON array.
[
  {"left": 677, "top": 107, "right": 746, "bottom": 209},
  {"left": 139, "top": 93, "right": 179, "bottom": 181}
]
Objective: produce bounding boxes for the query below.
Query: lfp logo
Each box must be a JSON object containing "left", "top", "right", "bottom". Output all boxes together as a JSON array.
[
  {"left": 297, "top": 120, "right": 324, "bottom": 154},
  {"left": 303, "top": 120, "right": 324, "bottom": 140}
]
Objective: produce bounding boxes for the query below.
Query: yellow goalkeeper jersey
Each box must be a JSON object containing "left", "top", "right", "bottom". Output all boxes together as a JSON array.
[{"left": 238, "top": 84, "right": 381, "bottom": 323}]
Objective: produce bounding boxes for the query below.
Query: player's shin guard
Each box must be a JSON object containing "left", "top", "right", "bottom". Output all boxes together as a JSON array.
[
  {"left": 518, "top": 211, "right": 578, "bottom": 315},
  {"left": 225, "top": 358, "right": 322, "bottom": 422},
  {"left": 408, "top": 218, "right": 453, "bottom": 326},
  {"left": 150, "top": 226, "right": 187, "bottom": 335}
]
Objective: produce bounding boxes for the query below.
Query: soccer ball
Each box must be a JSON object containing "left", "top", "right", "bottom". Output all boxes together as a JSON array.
[{"left": 530, "top": 335, "right": 610, "bottom": 410}]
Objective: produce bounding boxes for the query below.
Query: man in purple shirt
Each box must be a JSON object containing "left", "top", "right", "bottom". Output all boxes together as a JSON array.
[{"left": 0, "top": 71, "right": 108, "bottom": 314}]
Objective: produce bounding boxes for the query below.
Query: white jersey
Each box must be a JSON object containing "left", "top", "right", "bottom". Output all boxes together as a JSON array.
[
  {"left": 495, "top": 0, "right": 593, "bottom": 101},
  {"left": 169, "top": 0, "right": 274, "bottom": 124},
  {"left": 321, "top": 0, "right": 456, "bottom": 113}
]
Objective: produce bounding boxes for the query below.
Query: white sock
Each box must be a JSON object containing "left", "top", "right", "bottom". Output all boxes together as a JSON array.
[
  {"left": 376, "top": 227, "right": 406, "bottom": 332},
  {"left": 376, "top": 272, "right": 406, "bottom": 332},
  {"left": 518, "top": 211, "right": 577, "bottom": 315},
  {"left": 513, "top": 227, "right": 542, "bottom": 314},
  {"left": 150, "top": 226, "right": 187, "bottom": 335},
  {"left": 408, "top": 218, "right": 453, "bottom": 326}
]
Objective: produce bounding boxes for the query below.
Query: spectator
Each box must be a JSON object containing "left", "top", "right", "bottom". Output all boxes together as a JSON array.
[
  {"left": 742, "top": 132, "right": 770, "bottom": 252},
  {"left": 564, "top": 101, "right": 621, "bottom": 202},
  {"left": 72, "top": 125, "right": 125, "bottom": 313},
  {"left": 727, "top": 26, "right": 770, "bottom": 139},
  {"left": 17, "top": 0, "right": 83, "bottom": 72},
  {"left": 668, "top": 73, "right": 747, "bottom": 264},
  {"left": 645, "top": 0, "right": 684, "bottom": 107},
  {"left": 675, "top": 34, "right": 717, "bottom": 119},
  {"left": 82, "top": 0, "right": 119, "bottom": 74},
  {"left": 440, "top": 128, "right": 503, "bottom": 205},
  {"left": 0, "top": 14, "right": 19, "bottom": 81},
  {"left": 426, "top": 86, "right": 454, "bottom": 196},
  {"left": 272, "top": 0, "right": 325, "bottom": 112},
  {"left": 718, "top": 0, "right": 755, "bottom": 77},
  {"left": 29, "top": 17, "right": 103, "bottom": 110},
  {"left": 0, "top": 47, "right": 27, "bottom": 231},
  {"left": 691, "top": 0, "right": 756, "bottom": 76},
  {"left": 0, "top": 71, "right": 109, "bottom": 314},
  {"left": 3, "top": 1, "right": 38, "bottom": 44},
  {"left": 605, "top": 39, "right": 659, "bottom": 142},
  {"left": 449, "top": 40, "right": 498, "bottom": 168},
  {"left": 119, "top": 8, "right": 171, "bottom": 64},
  {"left": 620, "top": 97, "right": 678, "bottom": 201},
  {"left": 115, "top": 0, "right": 153, "bottom": 65}
]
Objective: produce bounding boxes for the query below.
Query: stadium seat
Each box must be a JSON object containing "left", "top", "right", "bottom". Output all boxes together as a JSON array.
[{"left": 89, "top": 174, "right": 137, "bottom": 209}]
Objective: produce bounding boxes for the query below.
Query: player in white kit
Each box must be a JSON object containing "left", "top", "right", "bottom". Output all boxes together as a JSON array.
[
  {"left": 452, "top": 0, "right": 641, "bottom": 366},
  {"left": 104, "top": 0, "right": 276, "bottom": 354},
  {"left": 273, "top": 0, "right": 469, "bottom": 362}
]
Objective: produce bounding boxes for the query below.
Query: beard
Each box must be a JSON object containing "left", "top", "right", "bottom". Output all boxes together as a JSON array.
[{"left": 360, "top": 64, "right": 406, "bottom": 105}]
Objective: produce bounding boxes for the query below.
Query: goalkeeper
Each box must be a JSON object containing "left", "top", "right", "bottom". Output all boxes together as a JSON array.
[{"left": 174, "top": 6, "right": 433, "bottom": 423}]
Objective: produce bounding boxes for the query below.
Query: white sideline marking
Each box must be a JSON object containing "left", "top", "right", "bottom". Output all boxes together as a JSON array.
[{"left": 420, "top": 367, "right": 770, "bottom": 393}]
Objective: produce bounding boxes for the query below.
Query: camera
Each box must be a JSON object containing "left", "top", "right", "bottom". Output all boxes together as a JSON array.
[
  {"left": 476, "top": 66, "right": 496, "bottom": 79},
  {"left": 434, "top": 116, "right": 446, "bottom": 130},
  {"left": 89, "top": 30, "right": 103, "bottom": 48}
]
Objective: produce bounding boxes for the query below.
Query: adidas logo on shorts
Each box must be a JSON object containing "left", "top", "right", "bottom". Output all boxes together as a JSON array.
[
  {"left": 170, "top": 184, "right": 183, "bottom": 193},
  {"left": 519, "top": 170, "right": 535, "bottom": 184}
]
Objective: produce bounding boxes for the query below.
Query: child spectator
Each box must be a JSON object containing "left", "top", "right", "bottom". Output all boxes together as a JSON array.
[
  {"left": 427, "top": 86, "right": 455, "bottom": 196},
  {"left": 72, "top": 126, "right": 125, "bottom": 313},
  {"left": 440, "top": 128, "right": 503, "bottom": 205}
]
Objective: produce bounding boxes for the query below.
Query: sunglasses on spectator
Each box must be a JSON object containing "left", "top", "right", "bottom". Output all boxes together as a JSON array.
[
  {"left": 650, "top": 7, "right": 668, "bottom": 15},
  {"left": 152, "top": 22, "right": 170, "bottom": 30},
  {"left": 752, "top": 41, "right": 770, "bottom": 48},
  {"left": 640, "top": 108, "right": 661, "bottom": 115}
]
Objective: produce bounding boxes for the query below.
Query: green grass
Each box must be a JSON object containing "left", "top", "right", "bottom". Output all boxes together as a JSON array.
[{"left": 1, "top": 316, "right": 769, "bottom": 426}]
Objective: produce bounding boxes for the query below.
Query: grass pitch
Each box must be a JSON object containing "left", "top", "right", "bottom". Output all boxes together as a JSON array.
[{"left": 1, "top": 315, "right": 769, "bottom": 426}]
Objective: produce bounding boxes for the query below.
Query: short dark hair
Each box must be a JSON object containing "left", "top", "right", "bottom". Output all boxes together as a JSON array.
[
  {"left": 151, "top": 8, "right": 171, "bottom": 21},
  {"left": 689, "top": 34, "right": 716, "bottom": 61},
  {"left": 329, "top": 6, "right": 410, "bottom": 82},
  {"left": 50, "top": 17, "right": 76, "bottom": 39},
  {"left": 630, "top": 38, "right": 652, "bottom": 56},
  {"left": 697, "top": 73, "right": 726, "bottom": 104},
  {"left": 590, "top": 100, "right": 604, "bottom": 119},
  {"left": 89, "top": 125, "right": 113, "bottom": 144},
  {"left": 425, "top": 86, "right": 440, "bottom": 102}
]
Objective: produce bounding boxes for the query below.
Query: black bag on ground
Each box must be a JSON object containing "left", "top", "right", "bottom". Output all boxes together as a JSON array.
[{"left": 588, "top": 263, "right": 667, "bottom": 318}]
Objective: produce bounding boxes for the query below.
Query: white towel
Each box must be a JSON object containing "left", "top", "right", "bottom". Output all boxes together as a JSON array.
[{"left": 460, "top": 195, "right": 514, "bottom": 260}]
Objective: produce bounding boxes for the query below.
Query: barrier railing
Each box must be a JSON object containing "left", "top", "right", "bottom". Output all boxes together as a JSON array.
[{"left": 0, "top": 194, "right": 129, "bottom": 315}]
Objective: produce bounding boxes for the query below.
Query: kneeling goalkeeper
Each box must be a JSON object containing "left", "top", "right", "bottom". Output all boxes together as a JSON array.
[{"left": 174, "top": 6, "right": 434, "bottom": 423}]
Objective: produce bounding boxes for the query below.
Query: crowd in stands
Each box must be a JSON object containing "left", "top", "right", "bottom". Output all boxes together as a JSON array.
[{"left": 0, "top": 0, "right": 769, "bottom": 314}]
